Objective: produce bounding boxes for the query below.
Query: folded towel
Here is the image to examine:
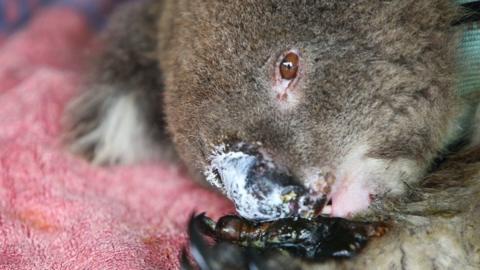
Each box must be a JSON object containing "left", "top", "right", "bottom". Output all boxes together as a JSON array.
[{"left": 0, "top": 5, "right": 233, "bottom": 270}]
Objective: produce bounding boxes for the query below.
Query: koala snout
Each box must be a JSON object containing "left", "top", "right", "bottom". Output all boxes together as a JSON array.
[
  {"left": 205, "top": 141, "right": 425, "bottom": 220},
  {"left": 205, "top": 142, "right": 325, "bottom": 221}
]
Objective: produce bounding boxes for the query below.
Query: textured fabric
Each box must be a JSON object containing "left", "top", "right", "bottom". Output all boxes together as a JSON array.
[
  {"left": 441, "top": 1, "right": 480, "bottom": 148},
  {"left": 0, "top": 6, "right": 233, "bottom": 270},
  {"left": 457, "top": 0, "right": 480, "bottom": 97},
  {"left": 455, "top": 22, "right": 480, "bottom": 142},
  {"left": 0, "top": 0, "right": 131, "bottom": 33},
  {"left": 458, "top": 0, "right": 478, "bottom": 4},
  {"left": 458, "top": 22, "right": 480, "bottom": 98}
]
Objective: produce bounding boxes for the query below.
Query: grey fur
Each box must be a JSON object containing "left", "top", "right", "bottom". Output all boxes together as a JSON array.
[{"left": 63, "top": 0, "right": 480, "bottom": 268}]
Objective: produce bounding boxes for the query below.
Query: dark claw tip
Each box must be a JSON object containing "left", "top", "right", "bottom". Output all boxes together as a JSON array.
[
  {"left": 180, "top": 248, "right": 195, "bottom": 270},
  {"left": 188, "top": 213, "right": 213, "bottom": 270},
  {"left": 193, "top": 213, "right": 217, "bottom": 238}
]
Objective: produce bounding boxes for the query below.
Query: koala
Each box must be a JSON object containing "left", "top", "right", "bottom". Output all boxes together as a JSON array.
[{"left": 64, "top": 0, "right": 480, "bottom": 269}]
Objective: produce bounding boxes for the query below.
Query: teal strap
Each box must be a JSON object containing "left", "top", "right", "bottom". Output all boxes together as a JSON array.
[
  {"left": 457, "top": 25, "right": 480, "bottom": 99},
  {"left": 442, "top": 1, "right": 480, "bottom": 149},
  {"left": 458, "top": 0, "right": 478, "bottom": 4},
  {"left": 457, "top": 0, "right": 480, "bottom": 99},
  {"left": 455, "top": 23, "right": 480, "bottom": 141}
]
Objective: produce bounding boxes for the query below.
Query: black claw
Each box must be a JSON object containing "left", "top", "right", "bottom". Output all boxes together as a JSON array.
[
  {"left": 183, "top": 214, "right": 278, "bottom": 270},
  {"left": 193, "top": 212, "right": 217, "bottom": 239},
  {"left": 180, "top": 248, "right": 195, "bottom": 270},
  {"left": 182, "top": 213, "right": 386, "bottom": 270}
]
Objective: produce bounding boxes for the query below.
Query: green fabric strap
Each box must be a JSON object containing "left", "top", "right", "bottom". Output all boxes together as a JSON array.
[
  {"left": 446, "top": 0, "right": 480, "bottom": 148},
  {"left": 457, "top": 24, "right": 480, "bottom": 99},
  {"left": 454, "top": 25, "right": 479, "bottom": 145},
  {"left": 458, "top": 0, "right": 478, "bottom": 4}
]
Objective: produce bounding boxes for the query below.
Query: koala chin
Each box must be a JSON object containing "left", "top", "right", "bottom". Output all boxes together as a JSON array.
[{"left": 64, "top": 1, "right": 480, "bottom": 269}]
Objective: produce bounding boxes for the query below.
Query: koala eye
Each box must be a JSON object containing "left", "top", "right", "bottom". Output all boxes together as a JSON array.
[
  {"left": 279, "top": 52, "right": 299, "bottom": 80},
  {"left": 272, "top": 49, "right": 302, "bottom": 107}
]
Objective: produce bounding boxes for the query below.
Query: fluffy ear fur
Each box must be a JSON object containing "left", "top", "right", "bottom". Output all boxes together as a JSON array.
[{"left": 62, "top": 1, "right": 175, "bottom": 165}]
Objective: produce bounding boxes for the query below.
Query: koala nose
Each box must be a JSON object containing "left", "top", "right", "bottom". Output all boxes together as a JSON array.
[{"left": 205, "top": 142, "right": 325, "bottom": 221}]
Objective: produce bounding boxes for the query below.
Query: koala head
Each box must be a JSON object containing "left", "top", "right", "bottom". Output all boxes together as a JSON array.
[{"left": 162, "top": 0, "right": 461, "bottom": 219}]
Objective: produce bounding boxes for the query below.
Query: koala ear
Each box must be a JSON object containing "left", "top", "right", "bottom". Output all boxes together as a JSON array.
[
  {"left": 64, "top": 89, "right": 160, "bottom": 165},
  {"left": 63, "top": 0, "right": 177, "bottom": 165}
]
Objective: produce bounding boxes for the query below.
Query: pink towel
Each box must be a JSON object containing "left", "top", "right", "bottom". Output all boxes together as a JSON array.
[{"left": 0, "top": 7, "right": 233, "bottom": 270}]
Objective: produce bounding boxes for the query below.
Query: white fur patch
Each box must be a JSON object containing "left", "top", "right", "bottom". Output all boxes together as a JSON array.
[{"left": 70, "top": 93, "right": 160, "bottom": 165}]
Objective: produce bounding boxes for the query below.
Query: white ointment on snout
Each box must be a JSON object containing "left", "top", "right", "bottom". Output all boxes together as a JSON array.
[
  {"left": 204, "top": 145, "right": 289, "bottom": 220},
  {"left": 204, "top": 144, "right": 315, "bottom": 220}
]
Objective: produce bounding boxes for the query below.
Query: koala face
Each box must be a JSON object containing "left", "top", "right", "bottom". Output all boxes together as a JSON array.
[{"left": 162, "top": 0, "right": 460, "bottom": 218}]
